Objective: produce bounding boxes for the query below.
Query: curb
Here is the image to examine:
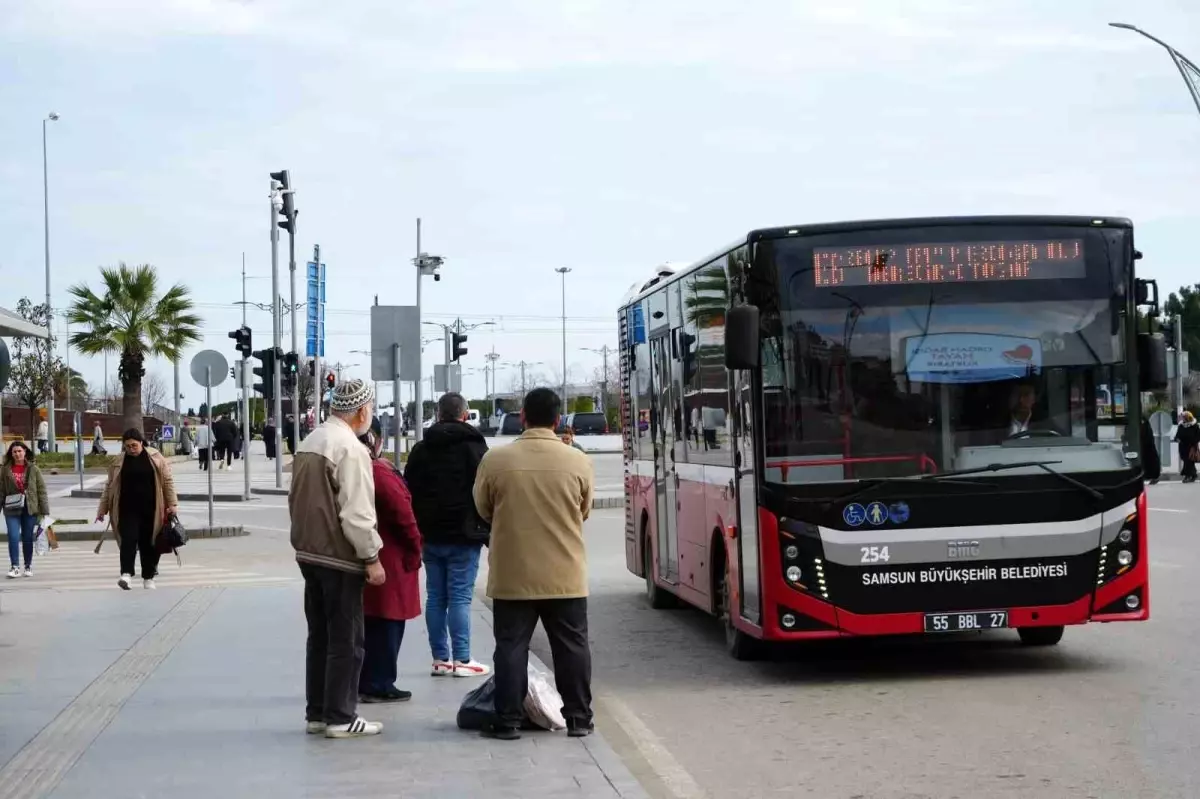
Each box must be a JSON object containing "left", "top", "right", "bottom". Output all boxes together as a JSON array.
[
  {"left": 592, "top": 495, "right": 623, "bottom": 509},
  {"left": 251, "top": 487, "right": 289, "bottom": 496},
  {"left": 70, "top": 489, "right": 254, "bottom": 503},
  {"left": 0, "top": 525, "right": 248, "bottom": 542}
]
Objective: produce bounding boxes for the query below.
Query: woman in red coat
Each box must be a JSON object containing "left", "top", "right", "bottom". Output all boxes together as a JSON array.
[{"left": 358, "top": 420, "right": 423, "bottom": 703}]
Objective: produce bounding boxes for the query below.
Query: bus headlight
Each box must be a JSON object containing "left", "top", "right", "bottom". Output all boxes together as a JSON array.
[
  {"left": 1118, "top": 528, "right": 1133, "bottom": 544},
  {"left": 1117, "top": 550, "right": 1133, "bottom": 566},
  {"left": 1125, "top": 594, "right": 1140, "bottom": 610},
  {"left": 781, "top": 613, "right": 797, "bottom": 629},
  {"left": 784, "top": 545, "right": 800, "bottom": 560},
  {"left": 786, "top": 566, "right": 802, "bottom": 583}
]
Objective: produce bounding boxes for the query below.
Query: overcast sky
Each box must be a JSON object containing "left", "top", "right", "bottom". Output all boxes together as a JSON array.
[{"left": 2, "top": 0, "right": 1200, "bottom": 411}]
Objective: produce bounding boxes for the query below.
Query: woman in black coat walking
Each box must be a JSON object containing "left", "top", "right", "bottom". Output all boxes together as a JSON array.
[{"left": 1173, "top": 411, "right": 1200, "bottom": 483}]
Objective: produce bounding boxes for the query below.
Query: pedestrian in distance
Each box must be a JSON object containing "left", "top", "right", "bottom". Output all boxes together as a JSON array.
[
  {"left": 92, "top": 422, "right": 108, "bottom": 456},
  {"left": 194, "top": 419, "right": 212, "bottom": 471},
  {"left": 561, "top": 426, "right": 585, "bottom": 452},
  {"left": 285, "top": 414, "right": 298, "bottom": 456},
  {"left": 35, "top": 417, "right": 48, "bottom": 454},
  {"left": 1140, "top": 416, "right": 1161, "bottom": 485},
  {"left": 3, "top": 441, "right": 50, "bottom": 579},
  {"left": 1174, "top": 411, "right": 1200, "bottom": 483},
  {"left": 357, "top": 418, "right": 423, "bottom": 704},
  {"left": 473, "top": 387, "right": 596, "bottom": 741},
  {"left": 404, "top": 392, "right": 491, "bottom": 679},
  {"left": 289, "top": 378, "right": 386, "bottom": 739},
  {"left": 263, "top": 416, "right": 277, "bottom": 460},
  {"left": 95, "top": 429, "right": 178, "bottom": 591},
  {"left": 213, "top": 414, "right": 236, "bottom": 470}
]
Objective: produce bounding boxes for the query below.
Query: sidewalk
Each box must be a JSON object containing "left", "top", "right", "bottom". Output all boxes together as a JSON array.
[{"left": 0, "top": 585, "right": 644, "bottom": 799}]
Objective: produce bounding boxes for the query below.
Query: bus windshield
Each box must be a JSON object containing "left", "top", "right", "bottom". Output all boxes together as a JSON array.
[{"left": 754, "top": 226, "right": 1139, "bottom": 487}]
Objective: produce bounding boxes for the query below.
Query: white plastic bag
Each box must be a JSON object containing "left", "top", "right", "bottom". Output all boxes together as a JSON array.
[{"left": 523, "top": 663, "right": 566, "bottom": 731}]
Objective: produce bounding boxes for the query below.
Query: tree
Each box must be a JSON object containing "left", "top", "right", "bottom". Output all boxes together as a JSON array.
[
  {"left": 1163, "top": 286, "right": 1200, "bottom": 368},
  {"left": 54, "top": 366, "right": 89, "bottom": 409},
  {"left": 141, "top": 371, "right": 168, "bottom": 412},
  {"left": 7, "top": 298, "right": 62, "bottom": 440},
  {"left": 198, "top": 402, "right": 209, "bottom": 419},
  {"left": 66, "top": 264, "right": 201, "bottom": 432},
  {"left": 186, "top": 407, "right": 196, "bottom": 418}
]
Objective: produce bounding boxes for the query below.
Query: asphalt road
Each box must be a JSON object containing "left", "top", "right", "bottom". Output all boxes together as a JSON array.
[{"left": 554, "top": 482, "right": 1200, "bottom": 799}]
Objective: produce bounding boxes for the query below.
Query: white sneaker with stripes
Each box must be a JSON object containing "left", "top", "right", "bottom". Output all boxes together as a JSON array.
[{"left": 324, "top": 717, "right": 383, "bottom": 738}]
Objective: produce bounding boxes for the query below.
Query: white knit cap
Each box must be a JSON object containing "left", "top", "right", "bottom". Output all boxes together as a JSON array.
[{"left": 329, "top": 378, "right": 374, "bottom": 414}]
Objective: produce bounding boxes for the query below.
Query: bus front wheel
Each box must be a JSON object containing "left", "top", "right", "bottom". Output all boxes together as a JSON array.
[
  {"left": 720, "top": 565, "right": 762, "bottom": 661},
  {"left": 1017, "top": 625, "right": 1064, "bottom": 646}
]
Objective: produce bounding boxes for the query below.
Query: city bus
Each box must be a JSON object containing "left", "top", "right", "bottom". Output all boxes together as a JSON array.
[{"left": 617, "top": 216, "right": 1167, "bottom": 659}]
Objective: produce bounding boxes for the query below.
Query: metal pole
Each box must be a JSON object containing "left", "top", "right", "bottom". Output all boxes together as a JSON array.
[
  {"left": 270, "top": 182, "right": 284, "bottom": 488},
  {"left": 43, "top": 117, "right": 55, "bottom": 452},
  {"left": 312, "top": 244, "right": 322, "bottom": 424},
  {"left": 242, "top": 252, "right": 247, "bottom": 326},
  {"left": 1175, "top": 314, "right": 1185, "bottom": 419},
  {"left": 206, "top": 368, "right": 214, "bottom": 529},
  {"left": 288, "top": 225, "right": 300, "bottom": 444},
  {"left": 393, "top": 343, "right": 402, "bottom": 470},
  {"left": 556, "top": 267, "right": 571, "bottom": 405},
  {"left": 242, "top": 356, "right": 251, "bottom": 501},
  {"left": 173, "top": 359, "right": 181, "bottom": 427},
  {"left": 414, "top": 218, "right": 424, "bottom": 443}
]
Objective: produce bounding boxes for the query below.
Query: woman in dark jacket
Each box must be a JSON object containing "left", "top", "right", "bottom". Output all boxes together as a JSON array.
[
  {"left": 1174, "top": 411, "right": 1200, "bottom": 483},
  {"left": 95, "top": 429, "right": 179, "bottom": 590},
  {"left": 3, "top": 441, "right": 49, "bottom": 578},
  {"left": 358, "top": 420, "right": 423, "bottom": 703}
]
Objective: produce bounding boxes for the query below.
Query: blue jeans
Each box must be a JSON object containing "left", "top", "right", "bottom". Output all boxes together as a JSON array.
[
  {"left": 6, "top": 511, "right": 36, "bottom": 569},
  {"left": 423, "top": 543, "right": 482, "bottom": 662}
]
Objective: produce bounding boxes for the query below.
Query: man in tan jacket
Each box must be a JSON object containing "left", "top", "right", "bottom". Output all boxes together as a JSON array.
[
  {"left": 290, "top": 379, "right": 386, "bottom": 739},
  {"left": 473, "top": 387, "right": 595, "bottom": 740}
]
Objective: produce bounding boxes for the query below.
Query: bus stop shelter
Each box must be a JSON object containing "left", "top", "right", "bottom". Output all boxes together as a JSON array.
[{"left": 0, "top": 306, "right": 51, "bottom": 435}]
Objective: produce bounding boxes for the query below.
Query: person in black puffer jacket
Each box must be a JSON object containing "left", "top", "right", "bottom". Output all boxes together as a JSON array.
[{"left": 404, "top": 392, "right": 491, "bottom": 678}]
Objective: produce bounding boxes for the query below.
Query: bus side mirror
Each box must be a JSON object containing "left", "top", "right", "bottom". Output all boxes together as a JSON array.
[
  {"left": 1138, "top": 333, "right": 1168, "bottom": 391},
  {"left": 1135, "top": 278, "right": 1159, "bottom": 314},
  {"left": 725, "top": 304, "right": 760, "bottom": 370}
]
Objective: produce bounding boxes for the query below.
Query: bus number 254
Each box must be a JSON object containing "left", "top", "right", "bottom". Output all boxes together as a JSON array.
[{"left": 860, "top": 546, "right": 891, "bottom": 563}]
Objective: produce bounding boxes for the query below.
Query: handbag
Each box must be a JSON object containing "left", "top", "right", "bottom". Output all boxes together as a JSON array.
[
  {"left": 4, "top": 493, "right": 25, "bottom": 514},
  {"left": 157, "top": 512, "right": 189, "bottom": 553}
]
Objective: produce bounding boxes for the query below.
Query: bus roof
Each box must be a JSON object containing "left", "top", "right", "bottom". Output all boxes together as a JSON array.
[{"left": 619, "top": 215, "right": 1133, "bottom": 309}]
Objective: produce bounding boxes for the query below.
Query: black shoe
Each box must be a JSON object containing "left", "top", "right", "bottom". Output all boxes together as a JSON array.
[
  {"left": 359, "top": 688, "right": 412, "bottom": 704},
  {"left": 566, "top": 719, "right": 594, "bottom": 738},
  {"left": 481, "top": 724, "right": 521, "bottom": 741}
]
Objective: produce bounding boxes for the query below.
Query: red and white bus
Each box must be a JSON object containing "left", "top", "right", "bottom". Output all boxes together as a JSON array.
[{"left": 618, "top": 216, "right": 1165, "bottom": 658}]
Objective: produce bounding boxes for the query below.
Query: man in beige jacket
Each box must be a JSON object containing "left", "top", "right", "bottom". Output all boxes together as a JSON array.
[
  {"left": 290, "top": 379, "right": 386, "bottom": 739},
  {"left": 473, "top": 387, "right": 595, "bottom": 740}
]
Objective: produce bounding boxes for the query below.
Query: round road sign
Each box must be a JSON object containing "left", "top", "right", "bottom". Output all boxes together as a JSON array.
[{"left": 190, "top": 349, "right": 229, "bottom": 388}]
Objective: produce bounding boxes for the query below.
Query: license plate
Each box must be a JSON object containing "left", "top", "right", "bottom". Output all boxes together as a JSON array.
[{"left": 923, "top": 611, "right": 1008, "bottom": 633}]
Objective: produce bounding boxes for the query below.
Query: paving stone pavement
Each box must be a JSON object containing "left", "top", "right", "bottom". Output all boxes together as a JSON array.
[{"left": 0, "top": 584, "right": 646, "bottom": 799}]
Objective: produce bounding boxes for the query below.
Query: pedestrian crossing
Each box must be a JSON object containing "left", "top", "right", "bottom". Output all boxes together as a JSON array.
[{"left": 1, "top": 545, "right": 300, "bottom": 592}]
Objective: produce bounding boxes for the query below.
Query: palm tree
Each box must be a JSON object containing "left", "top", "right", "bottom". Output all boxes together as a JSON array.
[{"left": 66, "top": 264, "right": 202, "bottom": 432}]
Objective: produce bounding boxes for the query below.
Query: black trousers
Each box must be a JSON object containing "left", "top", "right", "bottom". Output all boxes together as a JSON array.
[
  {"left": 300, "top": 562, "right": 366, "bottom": 726},
  {"left": 198, "top": 448, "right": 210, "bottom": 470},
  {"left": 119, "top": 513, "right": 161, "bottom": 579},
  {"left": 359, "top": 617, "right": 406, "bottom": 695},
  {"left": 492, "top": 597, "right": 592, "bottom": 729}
]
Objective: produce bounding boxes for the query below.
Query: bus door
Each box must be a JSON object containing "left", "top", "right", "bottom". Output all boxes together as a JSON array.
[
  {"left": 651, "top": 334, "right": 679, "bottom": 584},
  {"left": 733, "top": 371, "right": 760, "bottom": 624}
]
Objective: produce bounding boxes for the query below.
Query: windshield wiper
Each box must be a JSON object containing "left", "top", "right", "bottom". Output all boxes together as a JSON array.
[
  {"left": 824, "top": 459, "right": 1102, "bottom": 508},
  {"left": 930, "top": 460, "right": 1101, "bottom": 499}
]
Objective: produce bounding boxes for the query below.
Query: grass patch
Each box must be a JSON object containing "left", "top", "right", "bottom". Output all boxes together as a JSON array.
[{"left": 32, "top": 453, "right": 114, "bottom": 469}]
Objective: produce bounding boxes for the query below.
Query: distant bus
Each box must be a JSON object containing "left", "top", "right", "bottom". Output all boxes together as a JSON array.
[{"left": 618, "top": 216, "right": 1165, "bottom": 659}]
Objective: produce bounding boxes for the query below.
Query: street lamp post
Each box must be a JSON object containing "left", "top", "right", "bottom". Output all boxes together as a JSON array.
[
  {"left": 412, "top": 219, "right": 445, "bottom": 443},
  {"left": 555, "top": 267, "right": 571, "bottom": 406},
  {"left": 1109, "top": 22, "right": 1200, "bottom": 116},
  {"left": 43, "top": 111, "right": 59, "bottom": 452}
]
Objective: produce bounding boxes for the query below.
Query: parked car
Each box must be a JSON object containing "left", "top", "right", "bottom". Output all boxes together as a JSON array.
[
  {"left": 496, "top": 412, "right": 525, "bottom": 437},
  {"left": 564, "top": 411, "right": 608, "bottom": 436}
]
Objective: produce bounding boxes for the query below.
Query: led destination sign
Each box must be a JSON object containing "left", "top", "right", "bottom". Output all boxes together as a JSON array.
[{"left": 813, "top": 239, "right": 1085, "bottom": 288}]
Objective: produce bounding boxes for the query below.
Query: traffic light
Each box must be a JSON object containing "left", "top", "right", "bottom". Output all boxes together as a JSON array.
[
  {"left": 228, "top": 325, "right": 252, "bottom": 359},
  {"left": 270, "top": 170, "right": 297, "bottom": 234},
  {"left": 308, "top": 360, "right": 316, "bottom": 377},
  {"left": 451, "top": 332, "right": 468, "bottom": 362},
  {"left": 252, "top": 348, "right": 277, "bottom": 401},
  {"left": 282, "top": 351, "right": 300, "bottom": 393}
]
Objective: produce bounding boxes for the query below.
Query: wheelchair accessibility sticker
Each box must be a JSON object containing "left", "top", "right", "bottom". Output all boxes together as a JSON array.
[{"left": 843, "top": 503, "right": 867, "bottom": 527}]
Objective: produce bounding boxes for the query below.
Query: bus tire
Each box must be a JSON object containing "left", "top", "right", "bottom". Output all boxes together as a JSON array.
[
  {"left": 718, "top": 558, "right": 762, "bottom": 661},
  {"left": 1017, "top": 625, "right": 1064, "bottom": 646},
  {"left": 644, "top": 530, "right": 677, "bottom": 609}
]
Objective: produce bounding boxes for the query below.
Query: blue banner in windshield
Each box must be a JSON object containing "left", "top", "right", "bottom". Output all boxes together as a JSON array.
[{"left": 904, "top": 332, "right": 1042, "bottom": 384}]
